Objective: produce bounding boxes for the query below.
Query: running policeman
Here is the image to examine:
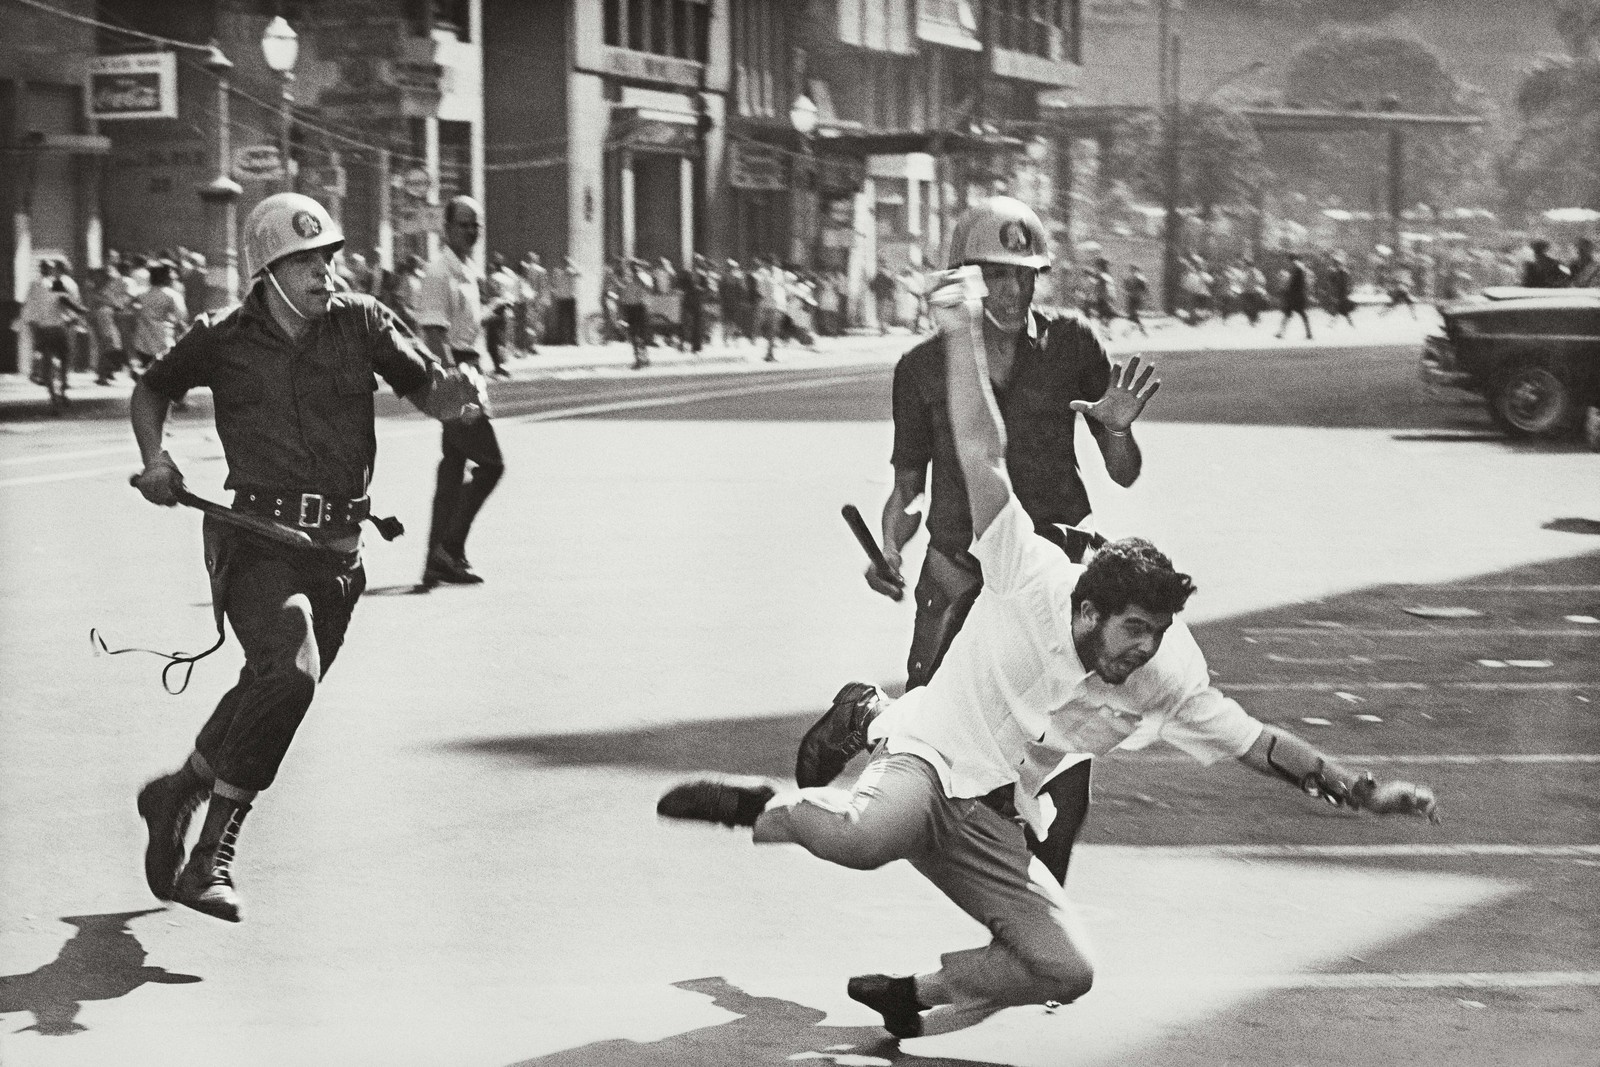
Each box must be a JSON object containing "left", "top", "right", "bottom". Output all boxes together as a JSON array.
[
  {"left": 130, "top": 192, "right": 483, "bottom": 923},
  {"left": 819, "top": 196, "right": 1152, "bottom": 883},
  {"left": 658, "top": 265, "right": 1440, "bottom": 1040}
]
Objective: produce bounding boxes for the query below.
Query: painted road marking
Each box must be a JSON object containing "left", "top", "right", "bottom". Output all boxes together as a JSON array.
[
  {"left": 1100, "top": 844, "right": 1600, "bottom": 859},
  {"left": 1241, "top": 627, "right": 1600, "bottom": 638},
  {"left": 1128, "top": 753, "right": 1600, "bottom": 764},
  {"left": 499, "top": 370, "right": 883, "bottom": 424},
  {"left": 1224, "top": 680, "right": 1594, "bottom": 692},
  {"left": 0, "top": 371, "right": 883, "bottom": 489},
  {"left": 1138, "top": 971, "right": 1600, "bottom": 991}
]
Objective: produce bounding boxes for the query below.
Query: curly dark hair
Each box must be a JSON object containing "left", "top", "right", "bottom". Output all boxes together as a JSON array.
[{"left": 1070, "top": 537, "right": 1197, "bottom": 618}]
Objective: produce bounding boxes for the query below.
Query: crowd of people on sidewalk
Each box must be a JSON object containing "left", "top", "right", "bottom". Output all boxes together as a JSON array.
[{"left": 1058, "top": 233, "right": 1597, "bottom": 340}]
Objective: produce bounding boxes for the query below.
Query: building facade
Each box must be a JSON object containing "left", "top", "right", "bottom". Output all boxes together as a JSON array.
[
  {"left": 483, "top": 0, "right": 730, "bottom": 325},
  {"left": 1, "top": 0, "right": 107, "bottom": 372}
]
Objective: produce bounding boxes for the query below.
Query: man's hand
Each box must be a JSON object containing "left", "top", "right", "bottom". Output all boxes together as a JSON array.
[
  {"left": 926, "top": 267, "right": 987, "bottom": 334},
  {"left": 422, "top": 363, "right": 486, "bottom": 423},
  {"left": 135, "top": 451, "right": 184, "bottom": 506},
  {"left": 864, "top": 549, "right": 906, "bottom": 601},
  {"left": 1069, "top": 355, "right": 1161, "bottom": 433},
  {"left": 1352, "top": 776, "right": 1442, "bottom": 823}
]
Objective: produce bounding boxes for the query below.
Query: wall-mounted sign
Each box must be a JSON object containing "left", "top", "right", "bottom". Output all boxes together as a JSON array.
[
  {"left": 728, "top": 140, "right": 785, "bottom": 191},
  {"left": 88, "top": 52, "right": 178, "bottom": 121},
  {"left": 598, "top": 46, "right": 702, "bottom": 89},
  {"left": 233, "top": 145, "right": 285, "bottom": 182},
  {"left": 916, "top": 0, "right": 980, "bottom": 51}
]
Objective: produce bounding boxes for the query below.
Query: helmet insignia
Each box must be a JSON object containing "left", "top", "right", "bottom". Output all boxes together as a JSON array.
[
  {"left": 291, "top": 210, "right": 323, "bottom": 239},
  {"left": 999, "top": 220, "right": 1032, "bottom": 253}
]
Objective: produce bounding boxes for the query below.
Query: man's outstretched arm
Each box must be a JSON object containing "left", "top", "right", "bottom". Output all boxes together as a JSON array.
[
  {"left": 1238, "top": 724, "right": 1441, "bottom": 822},
  {"left": 933, "top": 268, "right": 1011, "bottom": 541}
]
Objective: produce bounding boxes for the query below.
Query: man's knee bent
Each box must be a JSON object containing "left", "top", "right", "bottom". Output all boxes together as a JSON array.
[{"left": 755, "top": 792, "right": 910, "bottom": 870}]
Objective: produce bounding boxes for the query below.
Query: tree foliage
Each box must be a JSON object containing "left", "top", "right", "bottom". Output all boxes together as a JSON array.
[
  {"left": 1502, "top": 0, "right": 1600, "bottom": 211},
  {"left": 1266, "top": 27, "right": 1493, "bottom": 213},
  {"left": 1107, "top": 104, "right": 1271, "bottom": 215}
]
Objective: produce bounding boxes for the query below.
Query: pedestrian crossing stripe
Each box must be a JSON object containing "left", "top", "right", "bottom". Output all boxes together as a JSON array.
[
  {"left": 1222, "top": 680, "right": 1595, "bottom": 691},
  {"left": 1096, "top": 844, "right": 1600, "bottom": 859},
  {"left": 1137, "top": 971, "right": 1600, "bottom": 991},
  {"left": 1241, "top": 627, "right": 1600, "bottom": 638},
  {"left": 1128, "top": 753, "right": 1600, "bottom": 765}
]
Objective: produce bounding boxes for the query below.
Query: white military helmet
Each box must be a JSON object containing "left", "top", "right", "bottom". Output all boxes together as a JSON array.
[
  {"left": 243, "top": 192, "right": 344, "bottom": 278},
  {"left": 944, "top": 195, "right": 1052, "bottom": 272}
]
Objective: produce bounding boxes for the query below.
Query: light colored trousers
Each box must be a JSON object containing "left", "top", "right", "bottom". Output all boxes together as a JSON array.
[{"left": 753, "top": 750, "right": 1096, "bottom": 1020}]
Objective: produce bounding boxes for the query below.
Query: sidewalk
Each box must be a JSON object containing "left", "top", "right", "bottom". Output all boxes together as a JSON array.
[{"left": 0, "top": 331, "right": 909, "bottom": 419}]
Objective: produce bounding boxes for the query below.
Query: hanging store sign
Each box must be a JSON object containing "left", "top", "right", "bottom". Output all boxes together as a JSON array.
[
  {"left": 614, "top": 107, "right": 699, "bottom": 154},
  {"left": 916, "top": 0, "right": 980, "bottom": 51},
  {"left": 87, "top": 52, "right": 178, "bottom": 121},
  {"left": 233, "top": 145, "right": 285, "bottom": 182},
  {"left": 728, "top": 140, "right": 786, "bottom": 191}
]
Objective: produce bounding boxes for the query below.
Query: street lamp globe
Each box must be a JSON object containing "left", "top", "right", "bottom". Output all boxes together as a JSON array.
[
  {"left": 789, "top": 94, "right": 819, "bottom": 137},
  {"left": 260, "top": 16, "right": 299, "bottom": 74}
]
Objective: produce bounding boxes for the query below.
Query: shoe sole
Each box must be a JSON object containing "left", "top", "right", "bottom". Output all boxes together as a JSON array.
[{"left": 795, "top": 683, "right": 875, "bottom": 788}]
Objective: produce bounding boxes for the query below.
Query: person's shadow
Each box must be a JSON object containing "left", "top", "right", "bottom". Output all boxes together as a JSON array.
[
  {"left": 502, "top": 976, "right": 992, "bottom": 1067},
  {"left": 0, "top": 909, "right": 200, "bottom": 1036}
]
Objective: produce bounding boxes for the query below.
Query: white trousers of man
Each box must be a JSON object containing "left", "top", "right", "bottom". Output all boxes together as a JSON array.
[{"left": 753, "top": 749, "right": 1096, "bottom": 1027}]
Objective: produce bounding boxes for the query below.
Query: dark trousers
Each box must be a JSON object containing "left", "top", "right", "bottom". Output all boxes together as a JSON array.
[
  {"left": 485, "top": 314, "right": 508, "bottom": 369},
  {"left": 195, "top": 525, "right": 365, "bottom": 792},
  {"left": 30, "top": 326, "right": 70, "bottom": 391},
  {"left": 552, "top": 298, "right": 578, "bottom": 345},
  {"left": 427, "top": 415, "right": 504, "bottom": 559}
]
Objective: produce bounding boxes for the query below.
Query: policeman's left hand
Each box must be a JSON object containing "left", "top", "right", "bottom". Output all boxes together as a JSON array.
[
  {"left": 1354, "top": 777, "right": 1442, "bottom": 823},
  {"left": 423, "top": 363, "right": 487, "bottom": 423},
  {"left": 1070, "top": 355, "right": 1160, "bottom": 434}
]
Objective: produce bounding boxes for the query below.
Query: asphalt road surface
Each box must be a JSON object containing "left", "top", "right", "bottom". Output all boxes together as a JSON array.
[{"left": 2, "top": 326, "right": 1597, "bottom": 1066}]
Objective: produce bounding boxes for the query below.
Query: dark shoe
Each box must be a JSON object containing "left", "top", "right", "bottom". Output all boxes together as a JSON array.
[
  {"left": 136, "top": 770, "right": 208, "bottom": 900},
  {"left": 795, "top": 682, "right": 881, "bottom": 788},
  {"left": 656, "top": 779, "right": 775, "bottom": 828},
  {"left": 422, "top": 545, "right": 482, "bottom": 586},
  {"left": 848, "top": 974, "right": 925, "bottom": 1038},
  {"left": 174, "top": 796, "right": 250, "bottom": 923}
]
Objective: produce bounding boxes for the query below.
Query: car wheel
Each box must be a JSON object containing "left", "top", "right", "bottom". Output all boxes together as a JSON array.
[{"left": 1488, "top": 360, "right": 1579, "bottom": 438}]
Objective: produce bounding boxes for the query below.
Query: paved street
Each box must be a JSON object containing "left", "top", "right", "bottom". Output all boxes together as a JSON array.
[{"left": 1, "top": 317, "right": 1597, "bottom": 1066}]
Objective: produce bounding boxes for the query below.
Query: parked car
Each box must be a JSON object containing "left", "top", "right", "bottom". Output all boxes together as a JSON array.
[{"left": 1420, "top": 287, "right": 1600, "bottom": 447}]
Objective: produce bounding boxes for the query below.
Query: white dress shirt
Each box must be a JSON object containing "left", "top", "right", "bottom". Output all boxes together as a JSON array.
[
  {"left": 871, "top": 496, "right": 1263, "bottom": 836},
  {"left": 417, "top": 247, "right": 484, "bottom": 355}
]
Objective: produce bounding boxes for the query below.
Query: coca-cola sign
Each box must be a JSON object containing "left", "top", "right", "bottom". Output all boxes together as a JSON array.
[{"left": 88, "top": 53, "right": 177, "bottom": 121}]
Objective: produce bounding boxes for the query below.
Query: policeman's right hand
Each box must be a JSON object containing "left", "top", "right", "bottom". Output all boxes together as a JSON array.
[
  {"left": 134, "top": 453, "right": 184, "bottom": 507},
  {"left": 865, "top": 552, "right": 906, "bottom": 601}
]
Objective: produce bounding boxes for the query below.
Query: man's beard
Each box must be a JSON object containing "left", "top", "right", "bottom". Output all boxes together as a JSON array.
[{"left": 1076, "top": 622, "right": 1148, "bottom": 685}]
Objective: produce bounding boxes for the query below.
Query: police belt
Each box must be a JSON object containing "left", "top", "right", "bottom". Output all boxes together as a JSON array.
[{"left": 233, "top": 489, "right": 370, "bottom": 530}]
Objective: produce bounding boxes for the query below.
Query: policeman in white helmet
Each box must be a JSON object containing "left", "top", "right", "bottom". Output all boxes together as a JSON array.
[
  {"left": 127, "top": 191, "right": 482, "bottom": 924},
  {"left": 793, "top": 194, "right": 1162, "bottom": 882}
]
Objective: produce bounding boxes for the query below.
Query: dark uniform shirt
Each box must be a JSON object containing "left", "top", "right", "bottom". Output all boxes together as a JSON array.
[
  {"left": 891, "top": 307, "right": 1112, "bottom": 561},
  {"left": 141, "top": 288, "right": 435, "bottom": 500}
]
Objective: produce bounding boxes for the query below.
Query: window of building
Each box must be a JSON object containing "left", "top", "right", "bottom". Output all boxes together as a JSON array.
[
  {"left": 992, "top": 0, "right": 1073, "bottom": 61},
  {"left": 438, "top": 119, "right": 472, "bottom": 203},
  {"left": 401, "top": 0, "right": 469, "bottom": 39},
  {"left": 732, "top": 0, "right": 789, "bottom": 119},
  {"left": 606, "top": 0, "right": 710, "bottom": 61}
]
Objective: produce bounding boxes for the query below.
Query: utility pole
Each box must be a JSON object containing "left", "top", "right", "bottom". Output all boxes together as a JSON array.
[{"left": 1160, "top": 3, "right": 1183, "bottom": 316}]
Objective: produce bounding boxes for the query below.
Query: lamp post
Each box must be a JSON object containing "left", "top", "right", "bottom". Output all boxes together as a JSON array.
[
  {"left": 260, "top": 16, "right": 299, "bottom": 194},
  {"left": 789, "top": 93, "right": 819, "bottom": 268},
  {"left": 1159, "top": 34, "right": 1270, "bottom": 313},
  {"left": 198, "top": 42, "right": 242, "bottom": 308}
]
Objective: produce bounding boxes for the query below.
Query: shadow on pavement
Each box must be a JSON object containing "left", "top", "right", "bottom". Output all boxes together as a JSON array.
[
  {"left": 501, "top": 976, "right": 989, "bottom": 1067},
  {"left": 1544, "top": 518, "right": 1600, "bottom": 536},
  {"left": 449, "top": 710, "right": 817, "bottom": 781},
  {"left": 0, "top": 909, "right": 200, "bottom": 1035}
]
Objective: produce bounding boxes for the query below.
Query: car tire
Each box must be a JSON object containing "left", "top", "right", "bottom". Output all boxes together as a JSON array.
[{"left": 1488, "top": 359, "right": 1579, "bottom": 439}]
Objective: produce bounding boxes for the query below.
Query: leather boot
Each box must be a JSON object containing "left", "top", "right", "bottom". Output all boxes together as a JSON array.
[
  {"left": 136, "top": 764, "right": 210, "bottom": 900},
  {"left": 174, "top": 795, "right": 251, "bottom": 923}
]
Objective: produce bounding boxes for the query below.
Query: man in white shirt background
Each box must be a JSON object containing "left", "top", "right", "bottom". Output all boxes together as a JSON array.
[
  {"left": 657, "top": 265, "right": 1440, "bottom": 1041},
  {"left": 416, "top": 195, "right": 502, "bottom": 588}
]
